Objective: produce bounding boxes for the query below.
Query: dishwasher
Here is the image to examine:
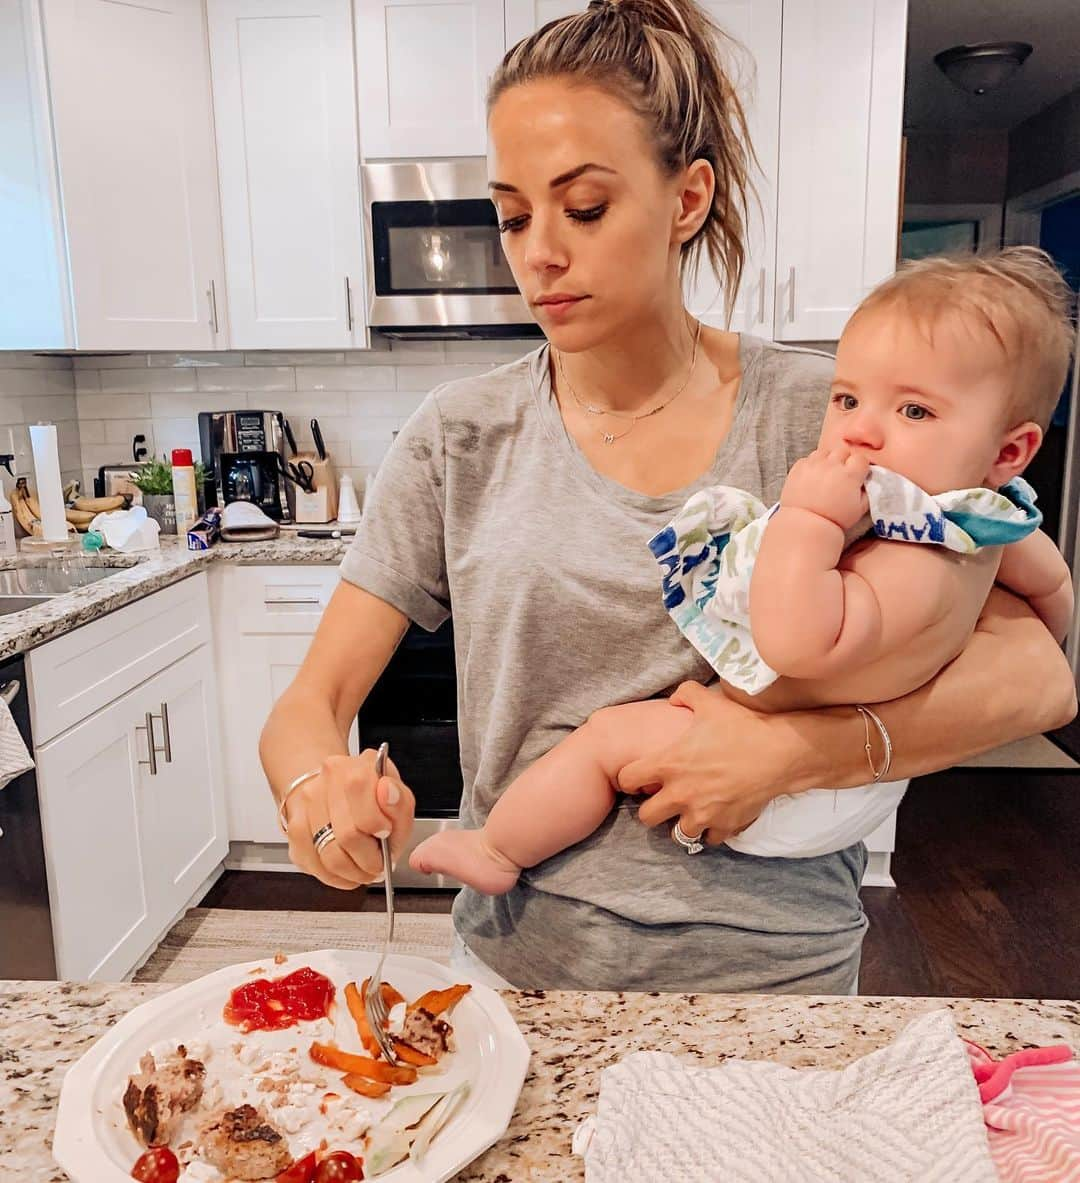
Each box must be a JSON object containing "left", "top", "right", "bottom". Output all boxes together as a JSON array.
[{"left": 0, "top": 654, "right": 56, "bottom": 979}]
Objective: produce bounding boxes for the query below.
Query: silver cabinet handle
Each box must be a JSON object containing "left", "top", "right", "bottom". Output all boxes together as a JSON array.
[
  {"left": 264, "top": 595, "right": 321, "bottom": 605},
  {"left": 757, "top": 266, "right": 766, "bottom": 324},
  {"left": 158, "top": 701, "right": 172, "bottom": 764},
  {"left": 787, "top": 265, "right": 796, "bottom": 323},
  {"left": 208, "top": 280, "right": 220, "bottom": 334},
  {"left": 345, "top": 276, "right": 354, "bottom": 332},
  {"left": 138, "top": 712, "right": 158, "bottom": 776},
  {"left": 0, "top": 679, "right": 20, "bottom": 706}
]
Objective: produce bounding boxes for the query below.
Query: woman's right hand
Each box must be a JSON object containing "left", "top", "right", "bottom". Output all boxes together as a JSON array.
[{"left": 281, "top": 750, "right": 415, "bottom": 889}]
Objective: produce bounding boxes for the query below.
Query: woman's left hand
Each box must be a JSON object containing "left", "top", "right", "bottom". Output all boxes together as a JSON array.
[{"left": 617, "top": 682, "right": 796, "bottom": 845}]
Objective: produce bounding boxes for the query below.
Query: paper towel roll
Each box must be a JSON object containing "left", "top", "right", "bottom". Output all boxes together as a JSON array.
[{"left": 29, "top": 424, "right": 68, "bottom": 542}]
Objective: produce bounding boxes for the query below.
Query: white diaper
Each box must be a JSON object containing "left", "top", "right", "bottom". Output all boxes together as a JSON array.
[{"left": 725, "top": 778, "right": 909, "bottom": 859}]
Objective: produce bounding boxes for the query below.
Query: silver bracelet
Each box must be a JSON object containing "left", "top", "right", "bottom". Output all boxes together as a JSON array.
[
  {"left": 855, "top": 705, "right": 893, "bottom": 783},
  {"left": 277, "top": 767, "right": 322, "bottom": 834}
]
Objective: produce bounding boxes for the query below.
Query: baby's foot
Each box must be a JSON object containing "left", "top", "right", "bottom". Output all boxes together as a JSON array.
[{"left": 409, "top": 830, "right": 522, "bottom": 895}]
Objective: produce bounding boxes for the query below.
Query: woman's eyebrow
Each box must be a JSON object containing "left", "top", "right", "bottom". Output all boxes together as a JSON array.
[{"left": 488, "top": 162, "right": 618, "bottom": 194}]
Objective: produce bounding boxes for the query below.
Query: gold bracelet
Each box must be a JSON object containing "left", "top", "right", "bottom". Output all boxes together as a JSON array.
[
  {"left": 277, "top": 768, "right": 322, "bottom": 835},
  {"left": 855, "top": 705, "right": 893, "bottom": 783}
]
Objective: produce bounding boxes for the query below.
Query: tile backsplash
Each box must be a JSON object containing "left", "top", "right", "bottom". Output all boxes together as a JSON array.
[
  {"left": 2, "top": 338, "right": 534, "bottom": 500},
  {"left": 0, "top": 352, "right": 81, "bottom": 486}
]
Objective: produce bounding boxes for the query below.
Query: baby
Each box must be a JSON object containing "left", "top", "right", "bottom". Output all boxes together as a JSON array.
[{"left": 411, "top": 247, "right": 1076, "bottom": 894}]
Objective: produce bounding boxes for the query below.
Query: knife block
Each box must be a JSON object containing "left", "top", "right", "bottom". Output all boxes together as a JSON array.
[{"left": 292, "top": 451, "right": 339, "bottom": 523}]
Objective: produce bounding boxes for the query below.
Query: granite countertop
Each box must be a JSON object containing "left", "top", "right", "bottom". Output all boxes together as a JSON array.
[
  {"left": 0, "top": 533, "right": 351, "bottom": 660},
  {"left": 2, "top": 980, "right": 1077, "bottom": 1181}
]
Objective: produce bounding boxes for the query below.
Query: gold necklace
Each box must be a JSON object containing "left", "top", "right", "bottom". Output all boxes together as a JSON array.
[{"left": 556, "top": 319, "right": 702, "bottom": 444}]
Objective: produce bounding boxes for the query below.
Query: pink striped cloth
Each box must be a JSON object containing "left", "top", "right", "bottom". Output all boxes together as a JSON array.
[{"left": 964, "top": 1038, "right": 1080, "bottom": 1181}]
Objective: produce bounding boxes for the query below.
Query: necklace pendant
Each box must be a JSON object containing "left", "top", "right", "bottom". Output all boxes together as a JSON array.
[{"left": 602, "top": 431, "right": 615, "bottom": 444}]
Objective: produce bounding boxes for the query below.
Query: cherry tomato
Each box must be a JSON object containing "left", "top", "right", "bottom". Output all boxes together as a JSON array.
[
  {"left": 313, "top": 1150, "right": 364, "bottom": 1182},
  {"left": 130, "top": 1147, "right": 180, "bottom": 1183},
  {"left": 277, "top": 1152, "right": 318, "bottom": 1183}
]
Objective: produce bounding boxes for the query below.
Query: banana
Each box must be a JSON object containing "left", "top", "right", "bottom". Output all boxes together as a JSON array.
[
  {"left": 25, "top": 493, "right": 42, "bottom": 519},
  {"left": 10, "top": 485, "right": 41, "bottom": 537},
  {"left": 72, "top": 494, "right": 126, "bottom": 513},
  {"left": 64, "top": 508, "right": 97, "bottom": 527}
]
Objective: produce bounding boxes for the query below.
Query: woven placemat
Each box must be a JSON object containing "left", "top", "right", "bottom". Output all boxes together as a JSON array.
[{"left": 134, "top": 908, "right": 456, "bottom": 984}]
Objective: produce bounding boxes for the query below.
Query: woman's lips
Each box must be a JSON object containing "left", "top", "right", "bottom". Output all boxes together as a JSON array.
[{"left": 535, "top": 295, "right": 588, "bottom": 319}]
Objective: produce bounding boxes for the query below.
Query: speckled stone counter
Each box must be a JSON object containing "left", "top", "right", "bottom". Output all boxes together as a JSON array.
[
  {"left": 0, "top": 533, "right": 349, "bottom": 660},
  {"left": 2, "top": 981, "right": 1076, "bottom": 1181}
]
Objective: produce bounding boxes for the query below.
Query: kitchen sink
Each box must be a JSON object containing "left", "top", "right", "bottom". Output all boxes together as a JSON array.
[
  {"left": 0, "top": 595, "right": 53, "bottom": 615},
  {"left": 0, "top": 564, "right": 124, "bottom": 600}
]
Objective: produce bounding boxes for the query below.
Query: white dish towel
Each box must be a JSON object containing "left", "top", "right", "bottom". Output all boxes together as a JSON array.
[
  {"left": 0, "top": 695, "right": 33, "bottom": 835},
  {"left": 573, "top": 1009, "right": 998, "bottom": 1182}
]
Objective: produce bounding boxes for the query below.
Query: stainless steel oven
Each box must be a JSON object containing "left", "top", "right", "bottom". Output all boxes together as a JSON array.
[
  {"left": 357, "top": 618, "right": 463, "bottom": 887},
  {"left": 362, "top": 159, "right": 544, "bottom": 340}
]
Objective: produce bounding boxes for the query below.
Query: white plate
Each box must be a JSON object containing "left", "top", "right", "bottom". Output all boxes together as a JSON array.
[{"left": 53, "top": 950, "right": 530, "bottom": 1183}]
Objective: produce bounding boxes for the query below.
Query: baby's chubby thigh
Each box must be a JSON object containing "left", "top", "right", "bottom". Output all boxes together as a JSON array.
[{"left": 577, "top": 690, "right": 706, "bottom": 785}]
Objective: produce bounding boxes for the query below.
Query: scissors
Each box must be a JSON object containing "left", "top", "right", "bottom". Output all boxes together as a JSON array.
[{"left": 276, "top": 455, "right": 315, "bottom": 494}]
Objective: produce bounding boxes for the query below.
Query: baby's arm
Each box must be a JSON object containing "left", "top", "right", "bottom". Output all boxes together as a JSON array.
[
  {"left": 751, "top": 447, "right": 954, "bottom": 681},
  {"left": 996, "top": 530, "right": 1074, "bottom": 643}
]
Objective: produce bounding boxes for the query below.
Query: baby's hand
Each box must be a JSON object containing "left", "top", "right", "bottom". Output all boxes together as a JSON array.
[{"left": 780, "top": 446, "right": 870, "bottom": 530}]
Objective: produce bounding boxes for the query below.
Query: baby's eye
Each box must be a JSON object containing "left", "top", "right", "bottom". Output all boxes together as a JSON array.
[
  {"left": 832, "top": 393, "right": 858, "bottom": 411},
  {"left": 901, "top": 403, "right": 931, "bottom": 421}
]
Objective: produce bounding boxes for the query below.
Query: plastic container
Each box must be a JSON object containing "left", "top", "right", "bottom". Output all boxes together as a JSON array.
[
  {"left": 0, "top": 484, "right": 15, "bottom": 557},
  {"left": 171, "top": 448, "right": 198, "bottom": 535}
]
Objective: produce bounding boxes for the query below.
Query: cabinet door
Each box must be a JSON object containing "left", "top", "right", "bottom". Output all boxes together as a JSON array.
[
  {"left": 143, "top": 647, "right": 228, "bottom": 918},
  {"left": 0, "top": 0, "right": 73, "bottom": 350},
  {"left": 355, "top": 0, "right": 506, "bottom": 158},
  {"left": 222, "top": 634, "right": 358, "bottom": 843},
  {"left": 503, "top": 0, "right": 583, "bottom": 46},
  {"left": 40, "top": 0, "right": 228, "bottom": 350},
  {"left": 774, "top": 0, "right": 906, "bottom": 341},
  {"left": 207, "top": 0, "right": 368, "bottom": 349},
  {"left": 35, "top": 690, "right": 157, "bottom": 981},
  {"left": 684, "top": 0, "right": 781, "bottom": 334}
]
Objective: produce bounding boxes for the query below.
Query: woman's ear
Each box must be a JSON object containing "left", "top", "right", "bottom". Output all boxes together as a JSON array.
[
  {"left": 987, "top": 420, "right": 1043, "bottom": 488},
  {"left": 672, "top": 158, "right": 715, "bottom": 246}
]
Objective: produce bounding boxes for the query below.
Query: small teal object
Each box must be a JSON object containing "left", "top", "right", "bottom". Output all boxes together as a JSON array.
[{"left": 81, "top": 529, "right": 104, "bottom": 552}]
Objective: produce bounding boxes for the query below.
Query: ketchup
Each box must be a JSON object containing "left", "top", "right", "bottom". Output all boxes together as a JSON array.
[{"left": 224, "top": 966, "right": 335, "bottom": 1032}]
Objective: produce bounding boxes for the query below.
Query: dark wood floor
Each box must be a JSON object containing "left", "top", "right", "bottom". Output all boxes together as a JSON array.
[{"left": 203, "top": 764, "right": 1080, "bottom": 998}]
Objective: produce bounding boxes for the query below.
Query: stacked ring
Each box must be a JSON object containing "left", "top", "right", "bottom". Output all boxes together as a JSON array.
[{"left": 312, "top": 824, "right": 336, "bottom": 855}]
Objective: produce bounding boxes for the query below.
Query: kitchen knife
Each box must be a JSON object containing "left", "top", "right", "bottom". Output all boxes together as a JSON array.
[
  {"left": 283, "top": 418, "right": 299, "bottom": 456},
  {"left": 311, "top": 418, "right": 327, "bottom": 461}
]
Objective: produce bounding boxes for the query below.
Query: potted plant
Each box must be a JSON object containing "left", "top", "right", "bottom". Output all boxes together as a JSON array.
[{"left": 130, "top": 457, "right": 208, "bottom": 535}]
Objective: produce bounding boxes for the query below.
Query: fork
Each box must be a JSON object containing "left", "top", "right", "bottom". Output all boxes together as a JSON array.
[{"left": 362, "top": 741, "right": 399, "bottom": 1065}]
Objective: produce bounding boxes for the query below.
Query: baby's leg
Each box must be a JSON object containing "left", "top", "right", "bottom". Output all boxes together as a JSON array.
[{"left": 410, "top": 697, "right": 695, "bottom": 894}]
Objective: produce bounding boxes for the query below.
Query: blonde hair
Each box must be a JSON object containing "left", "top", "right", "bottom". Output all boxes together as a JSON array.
[
  {"left": 488, "top": 0, "right": 756, "bottom": 326},
  {"left": 857, "top": 247, "right": 1076, "bottom": 431}
]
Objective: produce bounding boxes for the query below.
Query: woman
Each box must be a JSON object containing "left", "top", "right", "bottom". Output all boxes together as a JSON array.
[{"left": 260, "top": 0, "right": 1075, "bottom": 993}]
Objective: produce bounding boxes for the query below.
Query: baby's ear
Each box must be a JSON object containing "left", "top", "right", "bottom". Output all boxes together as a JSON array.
[{"left": 987, "top": 420, "right": 1043, "bottom": 488}]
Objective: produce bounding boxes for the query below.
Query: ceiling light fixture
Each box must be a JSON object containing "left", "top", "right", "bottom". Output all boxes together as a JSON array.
[{"left": 934, "top": 41, "right": 1033, "bottom": 96}]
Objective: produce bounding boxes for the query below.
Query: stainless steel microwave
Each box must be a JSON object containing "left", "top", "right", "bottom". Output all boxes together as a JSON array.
[{"left": 362, "top": 159, "right": 543, "bottom": 340}]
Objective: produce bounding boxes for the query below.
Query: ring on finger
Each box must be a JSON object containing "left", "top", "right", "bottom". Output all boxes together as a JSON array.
[
  {"left": 312, "top": 823, "right": 337, "bottom": 855},
  {"left": 672, "top": 820, "right": 705, "bottom": 855}
]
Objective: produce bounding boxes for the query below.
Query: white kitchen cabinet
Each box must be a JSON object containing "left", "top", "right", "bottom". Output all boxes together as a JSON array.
[
  {"left": 355, "top": 0, "right": 506, "bottom": 159},
  {"left": 0, "top": 0, "right": 73, "bottom": 350},
  {"left": 34, "top": 645, "right": 226, "bottom": 982},
  {"left": 207, "top": 0, "right": 369, "bottom": 349},
  {"left": 685, "top": 0, "right": 781, "bottom": 334},
  {"left": 39, "top": 0, "right": 228, "bottom": 350},
  {"left": 774, "top": 0, "right": 906, "bottom": 341},
  {"left": 503, "top": 0, "right": 582, "bottom": 45},
  {"left": 209, "top": 565, "right": 357, "bottom": 847}
]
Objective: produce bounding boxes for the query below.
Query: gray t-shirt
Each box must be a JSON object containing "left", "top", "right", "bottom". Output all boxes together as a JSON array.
[{"left": 341, "top": 335, "right": 868, "bottom": 993}]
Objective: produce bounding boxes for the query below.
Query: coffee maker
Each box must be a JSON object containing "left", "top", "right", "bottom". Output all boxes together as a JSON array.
[{"left": 198, "top": 410, "right": 291, "bottom": 522}]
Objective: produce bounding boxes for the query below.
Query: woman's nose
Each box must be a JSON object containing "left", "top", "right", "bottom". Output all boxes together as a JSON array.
[{"left": 523, "top": 214, "right": 569, "bottom": 274}]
